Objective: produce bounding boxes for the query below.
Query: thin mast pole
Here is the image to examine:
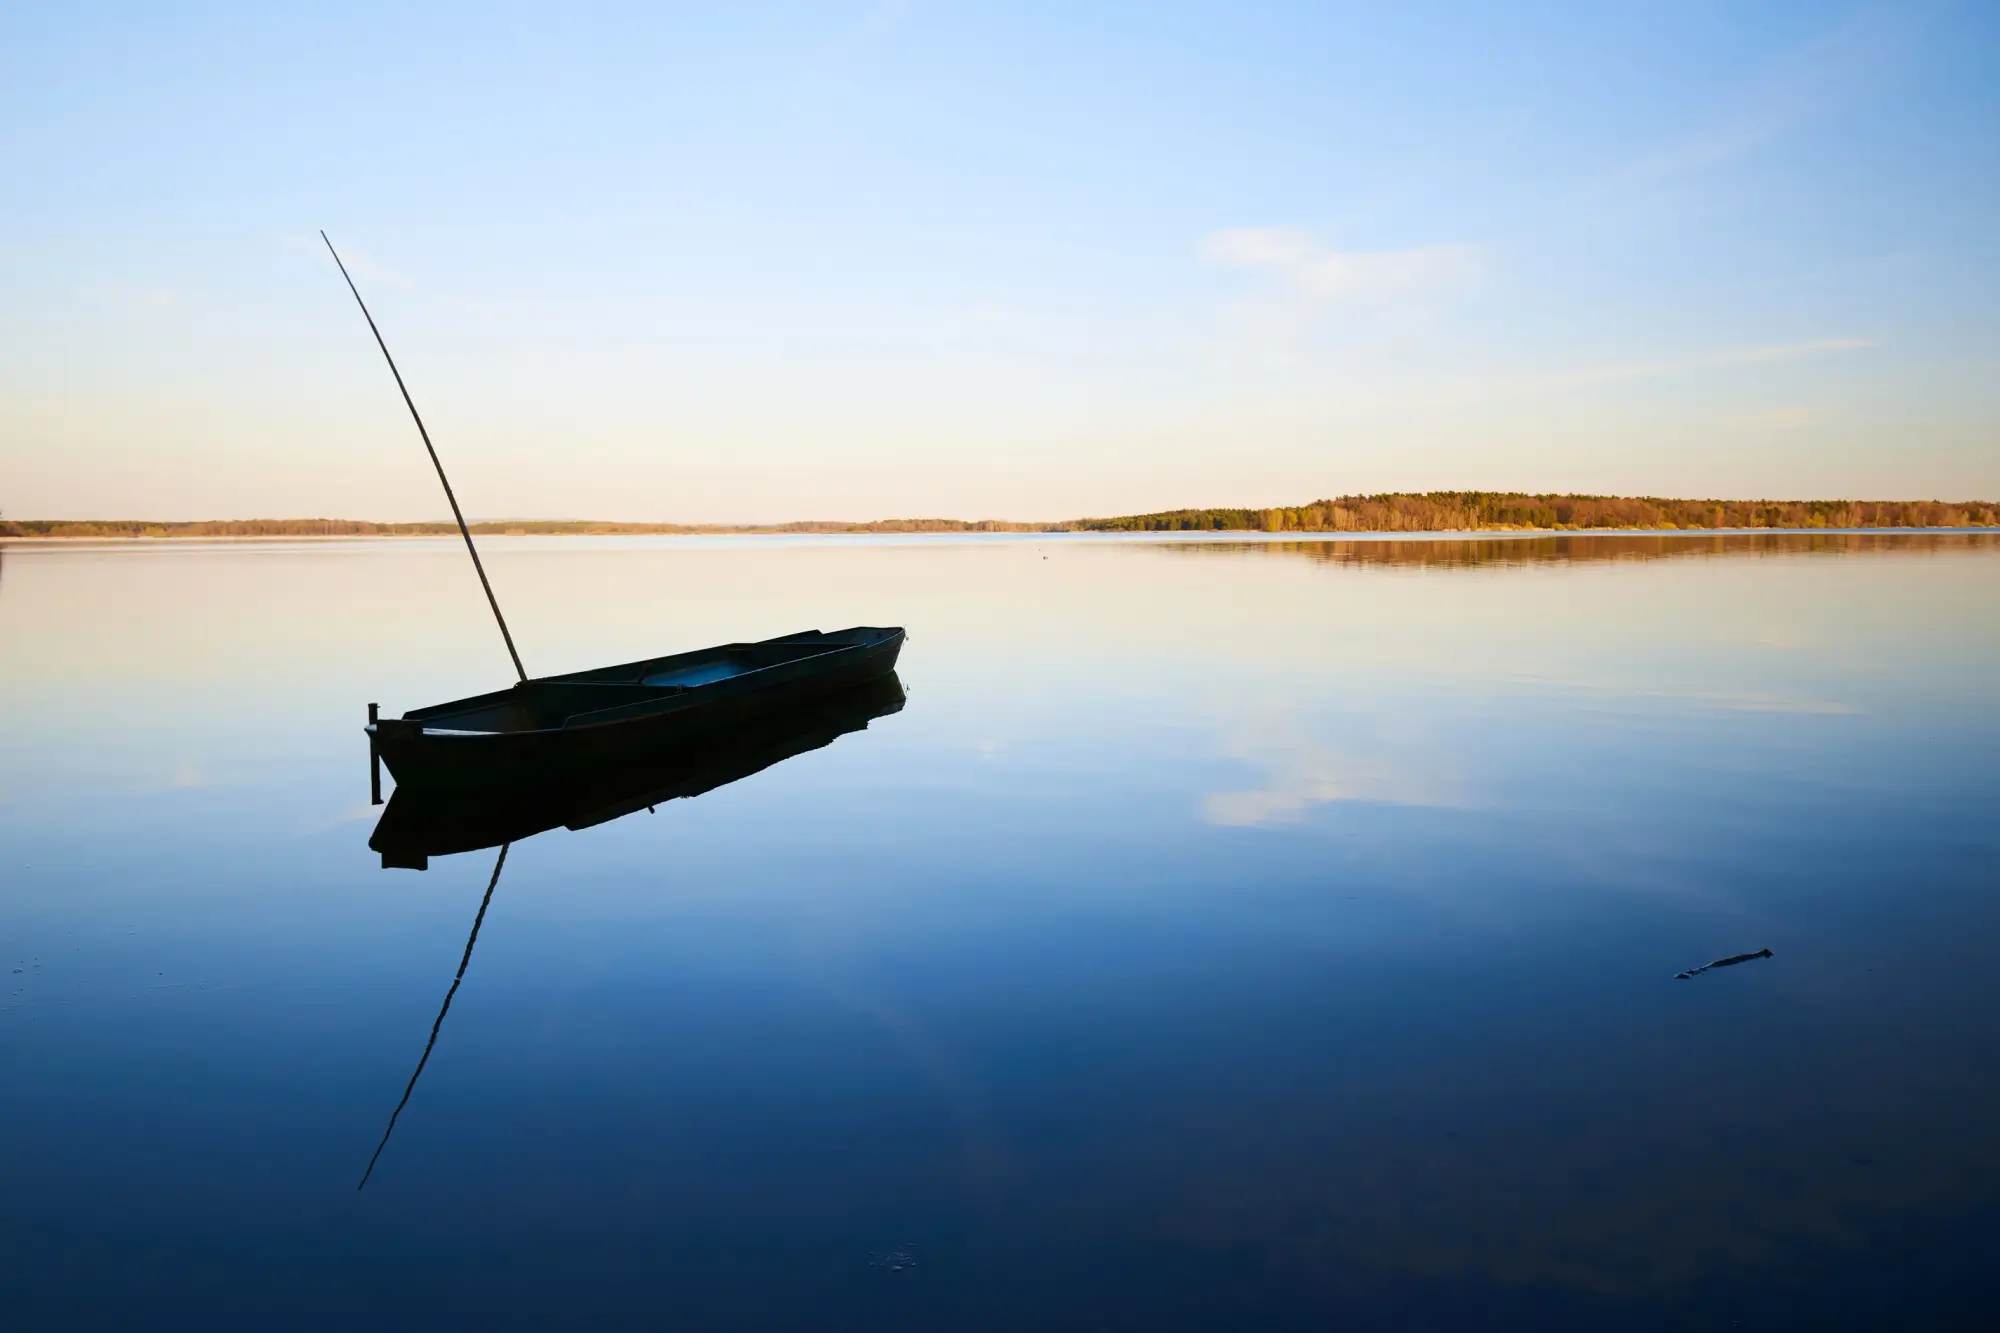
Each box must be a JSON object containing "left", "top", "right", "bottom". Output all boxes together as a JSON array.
[{"left": 321, "top": 231, "right": 527, "bottom": 683}]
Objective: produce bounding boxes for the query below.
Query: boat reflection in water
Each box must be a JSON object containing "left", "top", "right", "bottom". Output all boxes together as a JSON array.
[
  {"left": 369, "top": 671, "right": 907, "bottom": 869},
  {"left": 355, "top": 672, "right": 906, "bottom": 1188}
]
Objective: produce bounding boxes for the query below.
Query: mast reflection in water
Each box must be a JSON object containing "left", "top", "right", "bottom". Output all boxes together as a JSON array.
[{"left": 355, "top": 673, "right": 907, "bottom": 1188}]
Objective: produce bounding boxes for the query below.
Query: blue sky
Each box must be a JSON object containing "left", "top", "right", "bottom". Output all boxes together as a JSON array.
[{"left": 2, "top": 1, "right": 1995, "bottom": 521}]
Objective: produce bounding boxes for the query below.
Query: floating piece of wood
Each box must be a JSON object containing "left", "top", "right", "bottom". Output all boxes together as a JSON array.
[{"left": 1675, "top": 948, "right": 1773, "bottom": 980}]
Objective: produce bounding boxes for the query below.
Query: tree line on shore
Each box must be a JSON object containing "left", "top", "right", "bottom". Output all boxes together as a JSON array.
[
  {"left": 1072, "top": 493, "right": 2000, "bottom": 533},
  {"left": 3, "top": 493, "right": 1995, "bottom": 539}
]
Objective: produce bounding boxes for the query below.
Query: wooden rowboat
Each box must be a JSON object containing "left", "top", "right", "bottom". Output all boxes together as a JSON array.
[
  {"left": 369, "top": 626, "right": 903, "bottom": 792},
  {"left": 370, "top": 671, "right": 905, "bottom": 867}
]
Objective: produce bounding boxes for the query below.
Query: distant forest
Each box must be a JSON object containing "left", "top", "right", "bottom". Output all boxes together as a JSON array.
[
  {"left": 1071, "top": 493, "right": 2000, "bottom": 533},
  {"left": 3, "top": 493, "right": 1996, "bottom": 539}
]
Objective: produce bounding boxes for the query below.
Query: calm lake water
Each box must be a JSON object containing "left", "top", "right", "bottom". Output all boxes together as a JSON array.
[{"left": 3, "top": 531, "right": 1998, "bottom": 1330}]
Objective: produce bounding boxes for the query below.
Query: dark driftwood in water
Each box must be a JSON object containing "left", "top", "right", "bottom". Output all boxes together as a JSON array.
[{"left": 1675, "top": 948, "right": 1773, "bottom": 980}]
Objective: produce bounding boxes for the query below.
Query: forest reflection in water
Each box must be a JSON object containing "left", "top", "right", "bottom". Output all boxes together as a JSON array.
[{"left": 1158, "top": 528, "right": 2000, "bottom": 569}]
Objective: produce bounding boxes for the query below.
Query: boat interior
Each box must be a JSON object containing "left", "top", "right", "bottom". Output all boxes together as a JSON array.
[{"left": 400, "top": 629, "right": 892, "bottom": 735}]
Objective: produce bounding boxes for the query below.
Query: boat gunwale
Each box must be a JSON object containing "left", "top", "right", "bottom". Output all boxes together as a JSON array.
[{"left": 380, "top": 628, "right": 902, "bottom": 739}]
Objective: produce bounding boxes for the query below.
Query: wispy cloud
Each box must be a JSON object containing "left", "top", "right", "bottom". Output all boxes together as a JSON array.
[
  {"left": 1732, "top": 406, "right": 1825, "bottom": 431},
  {"left": 817, "top": 0, "right": 922, "bottom": 59},
  {"left": 81, "top": 284, "right": 181, "bottom": 309},
  {"left": 281, "top": 231, "right": 413, "bottom": 289},
  {"left": 1498, "top": 669, "right": 1861, "bottom": 716},
  {"left": 1203, "top": 714, "right": 1457, "bottom": 828},
  {"left": 1519, "top": 338, "right": 1875, "bottom": 393},
  {"left": 1204, "top": 228, "right": 1481, "bottom": 305},
  {"left": 1626, "top": 4, "right": 1932, "bottom": 183},
  {"left": 1323, "top": 339, "right": 1878, "bottom": 419}
]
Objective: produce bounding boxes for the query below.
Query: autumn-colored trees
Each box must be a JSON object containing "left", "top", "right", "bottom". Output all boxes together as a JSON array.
[{"left": 1075, "top": 493, "right": 2000, "bottom": 534}]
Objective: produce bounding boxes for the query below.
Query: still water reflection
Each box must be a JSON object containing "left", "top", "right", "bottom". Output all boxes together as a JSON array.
[
  {"left": 2, "top": 532, "right": 1997, "bottom": 1330},
  {"left": 358, "top": 676, "right": 909, "bottom": 1187}
]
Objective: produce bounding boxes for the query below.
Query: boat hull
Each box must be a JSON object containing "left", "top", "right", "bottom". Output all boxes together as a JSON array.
[
  {"left": 370, "top": 672, "right": 906, "bottom": 866},
  {"left": 371, "top": 626, "right": 903, "bottom": 791}
]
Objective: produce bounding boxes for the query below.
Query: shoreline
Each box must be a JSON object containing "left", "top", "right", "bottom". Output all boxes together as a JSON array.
[
  {"left": 6, "top": 525, "right": 1998, "bottom": 546},
  {"left": 7, "top": 495, "right": 1995, "bottom": 543}
]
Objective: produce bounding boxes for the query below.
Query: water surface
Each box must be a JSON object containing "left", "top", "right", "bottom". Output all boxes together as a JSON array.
[{"left": 3, "top": 532, "right": 1998, "bottom": 1330}]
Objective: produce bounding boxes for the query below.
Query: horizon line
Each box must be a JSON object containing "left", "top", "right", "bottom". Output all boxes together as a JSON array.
[{"left": 5, "top": 492, "right": 1999, "bottom": 539}]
